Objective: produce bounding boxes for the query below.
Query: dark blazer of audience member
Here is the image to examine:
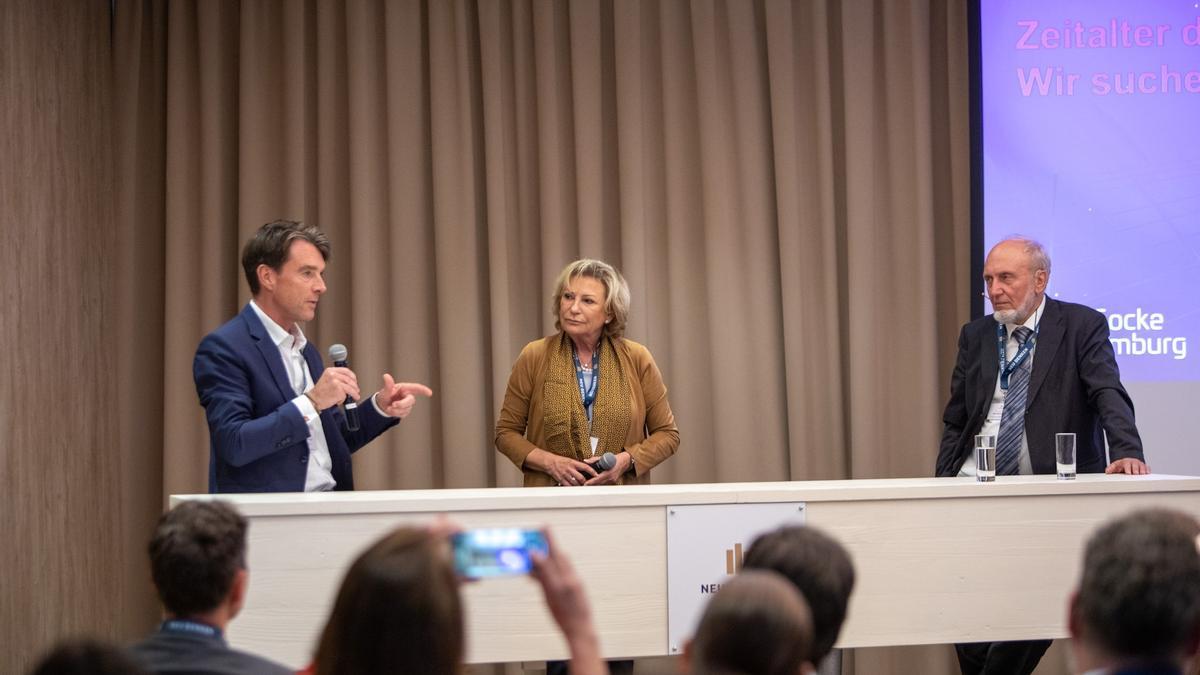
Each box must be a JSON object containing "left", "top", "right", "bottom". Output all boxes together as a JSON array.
[
  {"left": 685, "top": 570, "right": 815, "bottom": 675},
  {"left": 193, "top": 220, "right": 431, "bottom": 493},
  {"left": 30, "top": 640, "right": 148, "bottom": 675},
  {"left": 743, "top": 525, "right": 856, "bottom": 667},
  {"left": 128, "top": 501, "right": 291, "bottom": 675},
  {"left": 495, "top": 259, "right": 679, "bottom": 487},
  {"left": 309, "top": 526, "right": 604, "bottom": 675},
  {"left": 1069, "top": 508, "right": 1200, "bottom": 675}
]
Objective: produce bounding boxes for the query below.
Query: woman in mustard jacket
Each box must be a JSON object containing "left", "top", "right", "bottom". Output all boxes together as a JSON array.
[{"left": 495, "top": 259, "right": 679, "bottom": 488}]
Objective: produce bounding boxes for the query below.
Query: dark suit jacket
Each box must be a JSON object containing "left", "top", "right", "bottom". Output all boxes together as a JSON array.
[
  {"left": 936, "top": 298, "right": 1143, "bottom": 477},
  {"left": 128, "top": 628, "right": 292, "bottom": 674},
  {"left": 193, "top": 304, "right": 398, "bottom": 493}
]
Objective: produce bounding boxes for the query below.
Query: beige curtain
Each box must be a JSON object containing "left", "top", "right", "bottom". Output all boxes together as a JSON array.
[
  {"left": 119, "top": 0, "right": 972, "bottom": 495},
  {"left": 109, "top": 1, "right": 983, "bottom": 673},
  {"left": 8, "top": 0, "right": 1063, "bottom": 672}
]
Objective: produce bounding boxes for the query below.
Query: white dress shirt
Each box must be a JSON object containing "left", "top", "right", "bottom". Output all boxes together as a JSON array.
[{"left": 249, "top": 300, "right": 337, "bottom": 491}]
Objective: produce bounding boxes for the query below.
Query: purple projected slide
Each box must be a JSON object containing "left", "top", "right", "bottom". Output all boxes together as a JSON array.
[{"left": 981, "top": 0, "right": 1200, "bottom": 381}]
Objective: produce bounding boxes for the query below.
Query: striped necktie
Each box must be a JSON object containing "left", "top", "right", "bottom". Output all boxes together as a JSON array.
[{"left": 996, "top": 326, "right": 1033, "bottom": 475}]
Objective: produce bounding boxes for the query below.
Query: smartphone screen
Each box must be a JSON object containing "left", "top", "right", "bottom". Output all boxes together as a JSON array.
[{"left": 451, "top": 528, "right": 549, "bottom": 579}]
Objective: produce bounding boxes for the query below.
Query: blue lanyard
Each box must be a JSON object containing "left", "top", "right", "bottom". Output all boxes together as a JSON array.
[
  {"left": 572, "top": 347, "right": 600, "bottom": 408},
  {"left": 161, "top": 619, "right": 221, "bottom": 639},
  {"left": 996, "top": 322, "right": 1038, "bottom": 390}
]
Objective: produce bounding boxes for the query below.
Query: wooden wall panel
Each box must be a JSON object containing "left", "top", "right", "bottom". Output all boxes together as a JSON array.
[{"left": 0, "top": 2, "right": 156, "bottom": 671}]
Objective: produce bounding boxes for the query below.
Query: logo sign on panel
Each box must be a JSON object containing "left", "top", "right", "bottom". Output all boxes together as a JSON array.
[{"left": 665, "top": 502, "right": 807, "bottom": 653}]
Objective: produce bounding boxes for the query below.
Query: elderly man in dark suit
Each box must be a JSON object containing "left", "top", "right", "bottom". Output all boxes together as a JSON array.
[
  {"left": 936, "top": 236, "right": 1148, "bottom": 675},
  {"left": 193, "top": 220, "right": 431, "bottom": 493}
]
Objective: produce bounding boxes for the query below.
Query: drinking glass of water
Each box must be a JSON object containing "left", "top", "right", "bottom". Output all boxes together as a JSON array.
[
  {"left": 1056, "top": 433, "right": 1076, "bottom": 480},
  {"left": 975, "top": 434, "right": 997, "bottom": 482}
]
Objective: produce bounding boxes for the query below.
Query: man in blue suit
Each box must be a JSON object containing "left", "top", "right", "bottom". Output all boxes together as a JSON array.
[{"left": 193, "top": 220, "right": 432, "bottom": 493}]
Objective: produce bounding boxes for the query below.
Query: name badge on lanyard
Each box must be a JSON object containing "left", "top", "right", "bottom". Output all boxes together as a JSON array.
[
  {"left": 161, "top": 619, "right": 219, "bottom": 638},
  {"left": 996, "top": 323, "right": 1036, "bottom": 390}
]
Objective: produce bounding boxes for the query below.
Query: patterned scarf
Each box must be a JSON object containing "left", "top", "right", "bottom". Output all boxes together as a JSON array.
[{"left": 542, "top": 332, "right": 631, "bottom": 464}]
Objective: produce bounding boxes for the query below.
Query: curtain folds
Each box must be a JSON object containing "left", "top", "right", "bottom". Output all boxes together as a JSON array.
[
  {"left": 114, "top": 0, "right": 973, "bottom": 522},
  {"left": 112, "top": 1, "right": 983, "bottom": 671}
]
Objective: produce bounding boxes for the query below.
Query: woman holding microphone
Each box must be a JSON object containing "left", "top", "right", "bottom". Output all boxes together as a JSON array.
[{"left": 495, "top": 259, "right": 679, "bottom": 487}]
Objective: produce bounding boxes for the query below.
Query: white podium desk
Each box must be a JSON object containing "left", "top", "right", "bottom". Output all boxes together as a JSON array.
[{"left": 173, "top": 474, "right": 1200, "bottom": 668}]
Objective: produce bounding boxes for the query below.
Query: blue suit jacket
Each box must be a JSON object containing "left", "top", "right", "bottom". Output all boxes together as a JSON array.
[
  {"left": 937, "top": 298, "right": 1144, "bottom": 476},
  {"left": 193, "top": 304, "right": 398, "bottom": 493}
]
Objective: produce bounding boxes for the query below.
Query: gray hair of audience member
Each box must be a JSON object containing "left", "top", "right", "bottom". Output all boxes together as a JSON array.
[
  {"left": 148, "top": 500, "right": 247, "bottom": 617},
  {"left": 241, "top": 219, "right": 331, "bottom": 295},
  {"left": 742, "top": 525, "right": 856, "bottom": 664},
  {"left": 549, "top": 259, "right": 632, "bottom": 339},
  {"left": 1071, "top": 508, "right": 1200, "bottom": 663},
  {"left": 994, "top": 235, "right": 1052, "bottom": 276},
  {"left": 687, "top": 570, "right": 814, "bottom": 675},
  {"left": 29, "top": 639, "right": 149, "bottom": 675}
]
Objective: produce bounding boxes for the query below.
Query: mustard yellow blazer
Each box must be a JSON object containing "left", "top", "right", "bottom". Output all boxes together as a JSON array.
[{"left": 495, "top": 334, "right": 680, "bottom": 487}]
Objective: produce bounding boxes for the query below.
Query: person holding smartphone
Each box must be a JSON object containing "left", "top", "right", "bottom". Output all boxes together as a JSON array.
[
  {"left": 495, "top": 259, "right": 680, "bottom": 488},
  {"left": 305, "top": 525, "right": 602, "bottom": 675}
]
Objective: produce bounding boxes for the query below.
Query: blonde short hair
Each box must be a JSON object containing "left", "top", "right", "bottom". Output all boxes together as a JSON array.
[{"left": 550, "top": 259, "right": 631, "bottom": 339}]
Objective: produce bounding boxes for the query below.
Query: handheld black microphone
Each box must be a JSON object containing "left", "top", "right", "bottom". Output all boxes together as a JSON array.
[
  {"left": 594, "top": 451, "right": 617, "bottom": 472},
  {"left": 327, "top": 344, "right": 360, "bottom": 431}
]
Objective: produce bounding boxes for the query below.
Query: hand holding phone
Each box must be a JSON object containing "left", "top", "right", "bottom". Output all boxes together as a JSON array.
[{"left": 451, "top": 528, "right": 549, "bottom": 579}]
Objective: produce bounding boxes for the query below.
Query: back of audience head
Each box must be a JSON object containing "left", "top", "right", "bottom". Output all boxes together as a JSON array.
[
  {"left": 686, "top": 569, "right": 814, "bottom": 675},
  {"left": 1070, "top": 508, "right": 1200, "bottom": 670},
  {"left": 29, "top": 640, "right": 148, "bottom": 675},
  {"left": 148, "top": 500, "right": 248, "bottom": 622},
  {"left": 313, "top": 527, "right": 462, "bottom": 675},
  {"left": 742, "top": 525, "right": 856, "bottom": 664}
]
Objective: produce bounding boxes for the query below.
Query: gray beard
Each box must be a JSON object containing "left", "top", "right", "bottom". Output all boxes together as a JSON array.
[
  {"left": 992, "top": 294, "right": 1038, "bottom": 325},
  {"left": 992, "top": 308, "right": 1020, "bottom": 324}
]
